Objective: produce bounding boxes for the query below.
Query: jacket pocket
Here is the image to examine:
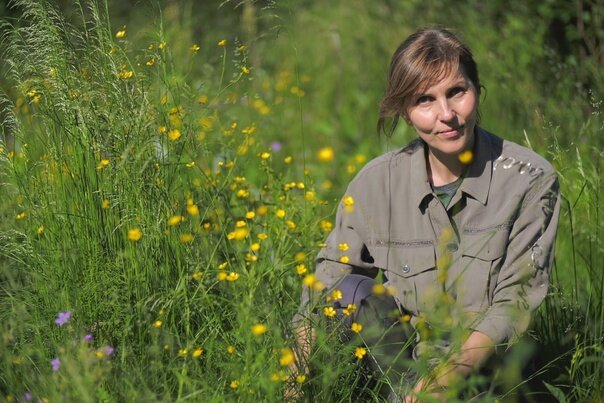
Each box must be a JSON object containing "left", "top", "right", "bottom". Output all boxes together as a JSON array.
[
  {"left": 370, "top": 241, "right": 436, "bottom": 315},
  {"left": 454, "top": 229, "right": 509, "bottom": 311}
]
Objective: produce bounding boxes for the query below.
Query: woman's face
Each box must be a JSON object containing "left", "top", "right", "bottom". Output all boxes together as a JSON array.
[{"left": 405, "top": 68, "right": 478, "bottom": 157}]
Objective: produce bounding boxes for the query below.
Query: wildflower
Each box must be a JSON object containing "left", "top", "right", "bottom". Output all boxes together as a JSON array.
[
  {"left": 190, "top": 44, "right": 200, "bottom": 52},
  {"left": 218, "top": 262, "right": 228, "bottom": 270},
  {"left": 226, "top": 272, "right": 240, "bottom": 282},
  {"left": 296, "top": 374, "right": 306, "bottom": 384},
  {"left": 256, "top": 205, "right": 268, "bottom": 216},
  {"left": 372, "top": 284, "right": 386, "bottom": 296},
  {"left": 218, "top": 39, "right": 227, "bottom": 46},
  {"left": 351, "top": 323, "right": 363, "bottom": 333},
  {"left": 23, "top": 392, "right": 32, "bottom": 401},
  {"left": 227, "top": 345, "right": 235, "bottom": 354},
  {"left": 179, "top": 233, "right": 194, "bottom": 243},
  {"left": 331, "top": 289, "right": 343, "bottom": 301},
  {"left": 339, "top": 255, "right": 350, "bottom": 264},
  {"left": 230, "top": 380, "right": 240, "bottom": 389},
  {"left": 83, "top": 334, "right": 93, "bottom": 342},
  {"left": 338, "top": 243, "right": 349, "bottom": 251},
  {"left": 55, "top": 311, "right": 72, "bottom": 326},
  {"left": 275, "top": 209, "right": 286, "bottom": 219},
  {"left": 192, "top": 271, "right": 203, "bottom": 281},
  {"left": 279, "top": 348, "right": 295, "bottom": 366},
  {"left": 102, "top": 199, "right": 111, "bottom": 209},
  {"left": 153, "top": 320, "right": 163, "bottom": 328},
  {"left": 236, "top": 189, "right": 250, "bottom": 198},
  {"left": 118, "top": 70, "right": 133, "bottom": 79},
  {"left": 198, "top": 95, "right": 208, "bottom": 104},
  {"left": 295, "top": 264, "right": 307, "bottom": 275},
  {"left": 284, "top": 156, "right": 293, "bottom": 164},
  {"left": 251, "top": 323, "right": 268, "bottom": 336},
  {"left": 286, "top": 220, "right": 297, "bottom": 230},
  {"left": 159, "top": 41, "right": 166, "bottom": 49},
  {"left": 354, "top": 347, "right": 367, "bottom": 360},
  {"left": 323, "top": 306, "right": 336, "bottom": 318},
  {"left": 37, "top": 226, "right": 45, "bottom": 235},
  {"left": 97, "top": 159, "right": 110, "bottom": 170},
  {"left": 347, "top": 164, "right": 357, "bottom": 174},
  {"left": 270, "top": 141, "right": 282, "bottom": 151},
  {"left": 146, "top": 58, "right": 155, "bottom": 66},
  {"left": 342, "top": 304, "right": 356, "bottom": 316},
  {"left": 158, "top": 125, "right": 167, "bottom": 133},
  {"left": 245, "top": 211, "right": 255, "bottom": 219},
  {"left": 127, "top": 228, "right": 143, "bottom": 241},
  {"left": 217, "top": 272, "right": 227, "bottom": 281},
  {"left": 317, "top": 147, "right": 334, "bottom": 162},
  {"left": 241, "top": 66, "right": 250, "bottom": 74},
  {"left": 104, "top": 346, "right": 115, "bottom": 356},
  {"left": 168, "top": 129, "right": 181, "bottom": 141},
  {"left": 305, "top": 191, "right": 315, "bottom": 201},
  {"left": 319, "top": 220, "right": 333, "bottom": 232},
  {"left": 16, "top": 212, "right": 25, "bottom": 220},
  {"left": 400, "top": 314, "right": 412, "bottom": 323},
  {"left": 115, "top": 28, "right": 126, "bottom": 39},
  {"left": 260, "top": 152, "right": 270, "bottom": 159},
  {"left": 257, "top": 232, "right": 268, "bottom": 241},
  {"left": 250, "top": 243, "right": 260, "bottom": 252},
  {"left": 168, "top": 215, "right": 184, "bottom": 226},
  {"left": 458, "top": 150, "right": 473, "bottom": 164},
  {"left": 193, "top": 348, "right": 204, "bottom": 358},
  {"left": 187, "top": 204, "right": 200, "bottom": 216},
  {"left": 343, "top": 195, "right": 355, "bottom": 207},
  {"left": 51, "top": 357, "right": 60, "bottom": 372},
  {"left": 271, "top": 371, "right": 286, "bottom": 382},
  {"left": 178, "top": 349, "right": 188, "bottom": 357},
  {"left": 186, "top": 161, "right": 195, "bottom": 168}
]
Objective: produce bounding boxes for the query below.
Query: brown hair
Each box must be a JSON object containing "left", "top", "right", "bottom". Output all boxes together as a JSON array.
[{"left": 377, "top": 27, "right": 480, "bottom": 136}]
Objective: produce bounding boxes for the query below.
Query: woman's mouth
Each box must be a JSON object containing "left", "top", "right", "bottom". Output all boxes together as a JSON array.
[{"left": 437, "top": 125, "right": 464, "bottom": 138}]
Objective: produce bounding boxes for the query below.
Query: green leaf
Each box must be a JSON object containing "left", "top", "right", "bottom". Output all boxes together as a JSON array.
[{"left": 543, "top": 381, "right": 568, "bottom": 403}]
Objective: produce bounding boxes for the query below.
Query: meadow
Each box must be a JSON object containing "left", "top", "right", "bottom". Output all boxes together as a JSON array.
[{"left": 0, "top": 0, "right": 602, "bottom": 401}]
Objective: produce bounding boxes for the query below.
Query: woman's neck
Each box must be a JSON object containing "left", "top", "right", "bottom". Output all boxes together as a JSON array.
[{"left": 427, "top": 150, "right": 465, "bottom": 186}]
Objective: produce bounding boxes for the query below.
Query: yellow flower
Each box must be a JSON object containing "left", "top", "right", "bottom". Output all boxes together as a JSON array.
[
  {"left": 343, "top": 195, "right": 354, "bottom": 206},
  {"left": 296, "top": 374, "right": 306, "bottom": 384},
  {"left": 198, "top": 95, "right": 208, "bottom": 104},
  {"left": 458, "top": 150, "right": 474, "bottom": 164},
  {"left": 279, "top": 348, "right": 295, "bottom": 366},
  {"left": 295, "top": 252, "right": 306, "bottom": 262},
  {"left": 400, "top": 314, "right": 412, "bottom": 323},
  {"left": 180, "top": 233, "right": 194, "bottom": 243},
  {"left": 250, "top": 243, "right": 260, "bottom": 252},
  {"left": 227, "top": 345, "right": 235, "bottom": 354},
  {"left": 217, "top": 272, "right": 227, "bottom": 281},
  {"left": 168, "top": 215, "right": 184, "bottom": 226},
  {"left": 245, "top": 211, "right": 255, "bottom": 219},
  {"left": 286, "top": 220, "right": 297, "bottom": 230},
  {"left": 302, "top": 274, "right": 317, "bottom": 287},
  {"left": 251, "top": 323, "right": 268, "bottom": 336},
  {"left": 218, "top": 262, "right": 228, "bottom": 270},
  {"left": 193, "top": 348, "right": 204, "bottom": 358},
  {"left": 115, "top": 28, "right": 126, "bottom": 39},
  {"left": 339, "top": 255, "right": 350, "bottom": 264},
  {"left": 257, "top": 233, "right": 268, "bottom": 241},
  {"left": 102, "top": 199, "right": 111, "bottom": 209},
  {"left": 146, "top": 58, "right": 155, "bottom": 66},
  {"left": 342, "top": 303, "right": 356, "bottom": 316},
  {"left": 178, "top": 348, "right": 188, "bottom": 357},
  {"left": 118, "top": 70, "right": 133, "bottom": 79},
  {"left": 256, "top": 205, "right": 268, "bottom": 216},
  {"left": 284, "top": 156, "right": 293, "bottom": 164},
  {"left": 241, "top": 66, "right": 250, "bottom": 74},
  {"left": 295, "top": 264, "right": 307, "bottom": 275},
  {"left": 351, "top": 322, "right": 363, "bottom": 333},
  {"left": 153, "top": 320, "right": 162, "bottom": 328},
  {"left": 354, "top": 347, "right": 367, "bottom": 360},
  {"left": 97, "top": 159, "right": 110, "bottom": 170},
  {"left": 319, "top": 220, "right": 333, "bottom": 232},
  {"left": 226, "top": 272, "right": 240, "bottom": 281},
  {"left": 338, "top": 243, "right": 349, "bottom": 251},
  {"left": 305, "top": 191, "right": 315, "bottom": 201},
  {"left": 158, "top": 126, "right": 167, "bottom": 133},
  {"left": 317, "top": 146, "right": 334, "bottom": 162},
  {"left": 331, "top": 289, "right": 343, "bottom": 301},
  {"left": 260, "top": 152, "right": 271, "bottom": 159},
  {"left": 36, "top": 225, "right": 45, "bottom": 235},
  {"left": 275, "top": 209, "right": 286, "bottom": 219},
  {"left": 372, "top": 284, "right": 386, "bottom": 296},
  {"left": 185, "top": 161, "right": 195, "bottom": 168},
  {"left": 95, "top": 350, "right": 105, "bottom": 359},
  {"left": 190, "top": 44, "right": 200, "bottom": 52},
  {"left": 187, "top": 204, "right": 199, "bottom": 216},
  {"left": 218, "top": 39, "right": 227, "bottom": 46},
  {"left": 16, "top": 212, "right": 26, "bottom": 220},
  {"left": 127, "top": 228, "right": 142, "bottom": 241},
  {"left": 323, "top": 306, "right": 337, "bottom": 318},
  {"left": 168, "top": 129, "right": 181, "bottom": 141},
  {"left": 230, "top": 380, "right": 240, "bottom": 389}
]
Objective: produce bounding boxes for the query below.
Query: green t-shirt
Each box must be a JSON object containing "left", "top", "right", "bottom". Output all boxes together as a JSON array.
[{"left": 432, "top": 176, "right": 463, "bottom": 208}]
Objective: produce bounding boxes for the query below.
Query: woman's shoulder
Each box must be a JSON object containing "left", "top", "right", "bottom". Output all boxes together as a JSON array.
[{"left": 350, "top": 138, "right": 423, "bottom": 182}]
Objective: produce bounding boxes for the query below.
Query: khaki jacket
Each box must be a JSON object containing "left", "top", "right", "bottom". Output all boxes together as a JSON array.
[{"left": 300, "top": 128, "right": 560, "bottom": 345}]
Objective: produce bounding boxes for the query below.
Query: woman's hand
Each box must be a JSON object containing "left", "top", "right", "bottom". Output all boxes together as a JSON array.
[{"left": 405, "top": 377, "right": 446, "bottom": 403}]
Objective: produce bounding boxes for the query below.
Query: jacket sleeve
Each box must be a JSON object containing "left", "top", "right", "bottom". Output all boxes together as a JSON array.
[
  {"left": 473, "top": 170, "right": 561, "bottom": 345},
  {"left": 293, "top": 186, "right": 377, "bottom": 325}
]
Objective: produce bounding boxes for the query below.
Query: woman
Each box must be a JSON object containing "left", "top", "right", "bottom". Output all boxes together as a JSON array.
[{"left": 292, "top": 27, "right": 560, "bottom": 401}]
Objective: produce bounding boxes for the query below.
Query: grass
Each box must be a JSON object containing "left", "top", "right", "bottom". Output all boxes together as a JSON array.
[{"left": 0, "top": 0, "right": 603, "bottom": 401}]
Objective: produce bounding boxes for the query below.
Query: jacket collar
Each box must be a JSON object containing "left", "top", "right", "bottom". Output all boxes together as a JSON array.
[{"left": 409, "top": 127, "right": 493, "bottom": 208}]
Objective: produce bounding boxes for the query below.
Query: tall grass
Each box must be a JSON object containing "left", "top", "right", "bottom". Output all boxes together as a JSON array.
[{"left": 0, "top": 0, "right": 602, "bottom": 401}]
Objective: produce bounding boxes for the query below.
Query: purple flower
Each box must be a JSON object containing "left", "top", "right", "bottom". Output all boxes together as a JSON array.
[
  {"left": 51, "top": 357, "right": 60, "bottom": 372},
  {"left": 54, "top": 311, "right": 72, "bottom": 326},
  {"left": 23, "top": 392, "right": 33, "bottom": 401},
  {"left": 103, "top": 346, "right": 115, "bottom": 356},
  {"left": 270, "top": 141, "right": 282, "bottom": 152},
  {"left": 83, "top": 334, "right": 93, "bottom": 342}
]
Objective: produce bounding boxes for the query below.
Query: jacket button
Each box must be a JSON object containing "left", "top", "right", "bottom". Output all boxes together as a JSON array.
[
  {"left": 447, "top": 243, "right": 459, "bottom": 252},
  {"left": 402, "top": 264, "right": 410, "bottom": 273}
]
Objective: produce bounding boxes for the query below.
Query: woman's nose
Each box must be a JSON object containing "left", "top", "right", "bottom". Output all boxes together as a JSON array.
[{"left": 438, "top": 99, "right": 455, "bottom": 121}]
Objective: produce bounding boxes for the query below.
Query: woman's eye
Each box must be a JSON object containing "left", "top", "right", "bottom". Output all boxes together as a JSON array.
[
  {"left": 416, "top": 96, "right": 432, "bottom": 105},
  {"left": 449, "top": 87, "right": 466, "bottom": 97}
]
